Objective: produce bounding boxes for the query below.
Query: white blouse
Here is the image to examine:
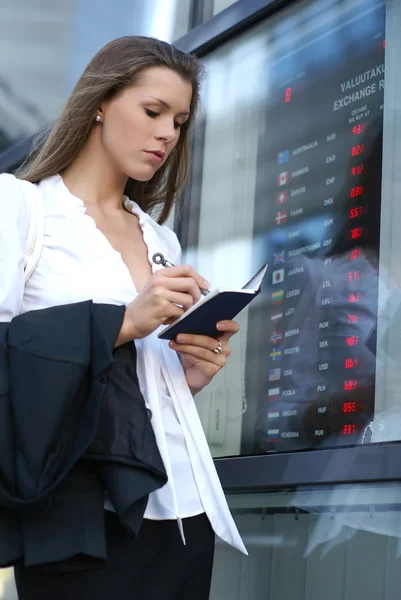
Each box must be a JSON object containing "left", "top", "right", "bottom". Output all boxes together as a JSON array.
[{"left": 0, "top": 173, "right": 247, "bottom": 554}]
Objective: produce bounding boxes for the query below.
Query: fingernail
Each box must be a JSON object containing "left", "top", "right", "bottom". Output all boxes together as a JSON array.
[
  {"left": 203, "top": 279, "right": 211, "bottom": 288},
  {"left": 177, "top": 335, "right": 186, "bottom": 342},
  {"left": 217, "top": 322, "right": 225, "bottom": 330}
]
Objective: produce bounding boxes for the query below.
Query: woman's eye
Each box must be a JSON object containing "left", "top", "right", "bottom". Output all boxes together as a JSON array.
[
  {"left": 145, "top": 109, "right": 159, "bottom": 118},
  {"left": 174, "top": 121, "right": 182, "bottom": 130}
]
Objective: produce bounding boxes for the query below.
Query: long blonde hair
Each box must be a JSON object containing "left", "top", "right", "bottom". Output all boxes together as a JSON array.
[{"left": 18, "top": 36, "right": 204, "bottom": 224}]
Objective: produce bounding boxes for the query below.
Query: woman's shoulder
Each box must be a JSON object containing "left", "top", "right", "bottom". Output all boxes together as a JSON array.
[{"left": 0, "top": 173, "right": 33, "bottom": 230}]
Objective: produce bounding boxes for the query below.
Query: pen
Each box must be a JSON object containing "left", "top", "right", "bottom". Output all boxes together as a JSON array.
[{"left": 152, "top": 252, "right": 210, "bottom": 296}]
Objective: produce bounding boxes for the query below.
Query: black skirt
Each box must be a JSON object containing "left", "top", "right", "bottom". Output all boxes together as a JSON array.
[{"left": 14, "top": 511, "right": 215, "bottom": 600}]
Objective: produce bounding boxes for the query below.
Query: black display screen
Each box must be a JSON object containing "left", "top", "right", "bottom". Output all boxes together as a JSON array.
[{"left": 242, "top": 1, "right": 385, "bottom": 454}]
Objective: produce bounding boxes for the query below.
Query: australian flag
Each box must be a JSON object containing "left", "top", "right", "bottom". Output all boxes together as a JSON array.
[{"left": 277, "top": 150, "right": 289, "bottom": 164}]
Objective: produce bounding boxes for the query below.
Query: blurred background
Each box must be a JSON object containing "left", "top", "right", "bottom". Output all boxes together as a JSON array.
[{"left": 0, "top": 0, "right": 233, "bottom": 154}]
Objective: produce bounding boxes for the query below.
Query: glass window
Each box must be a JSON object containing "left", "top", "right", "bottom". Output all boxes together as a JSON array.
[
  {"left": 213, "top": 0, "right": 239, "bottom": 17},
  {"left": 211, "top": 483, "right": 401, "bottom": 599},
  {"left": 179, "top": 0, "right": 401, "bottom": 458}
]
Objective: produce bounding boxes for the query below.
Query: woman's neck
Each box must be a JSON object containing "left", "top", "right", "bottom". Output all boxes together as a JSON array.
[{"left": 60, "top": 133, "right": 128, "bottom": 214}]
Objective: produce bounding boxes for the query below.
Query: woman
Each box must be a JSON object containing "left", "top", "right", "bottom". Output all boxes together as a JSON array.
[{"left": 0, "top": 36, "right": 246, "bottom": 599}]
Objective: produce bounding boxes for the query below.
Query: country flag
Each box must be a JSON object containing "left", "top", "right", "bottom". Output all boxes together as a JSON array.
[
  {"left": 270, "top": 310, "right": 283, "bottom": 322},
  {"left": 271, "top": 290, "right": 284, "bottom": 305},
  {"left": 277, "top": 171, "right": 289, "bottom": 187},
  {"left": 269, "top": 347, "right": 281, "bottom": 362},
  {"left": 270, "top": 331, "right": 283, "bottom": 345},
  {"left": 276, "top": 190, "right": 288, "bottom": 205},
  {"left": 267, "top": 429, "right": 279, "bottom": 443},
  {"left": 272, "top": 269, "right": 285, "bottom": 285},
  {"left": 268, "top": 411, "right": 280, "bottom": 420},
  {"left": 273, "top": 251, "right": 286, "bottom": 265},
  {"left": 277, "top": 150, "right": 289, "bottom": 164},
  {"left": 268, "top": 387, "right": 280, "bottom": 400},
  {"left": 269, "top": 367, "right": 281, "bottom": 382},
  {"left": 275, "top": 211, "right": 287, "bottom": 225}
]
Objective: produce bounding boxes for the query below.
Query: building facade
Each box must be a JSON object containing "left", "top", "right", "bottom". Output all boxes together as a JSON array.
[{"left": 1, "top": 0, "right": 401, "bottom": 598}]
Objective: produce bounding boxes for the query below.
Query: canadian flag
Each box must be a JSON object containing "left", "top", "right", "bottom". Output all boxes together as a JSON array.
[
  {"left": 277, "top": 171, "right": 289, "bottom": 186},
  {"left": 276, "top": 190, "right": 288, "bottom": 205},
  {"left": 275, "top": 211, "right": 287, "bottom": 225}
]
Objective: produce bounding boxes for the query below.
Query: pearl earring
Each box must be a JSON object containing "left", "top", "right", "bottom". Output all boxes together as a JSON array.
[{"left": 95, "top": 115, "right": 101, "bottom": 122}]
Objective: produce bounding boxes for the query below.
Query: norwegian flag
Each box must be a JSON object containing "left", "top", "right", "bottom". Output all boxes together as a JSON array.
[
  {"left": 275, "top": 211, "right": 287, "bottom": 225},
  {"left": 273, "top": 251, "right": 285, "bottom": 265},
  {"left": 276, "top": 190, "right": 288, "bottom": 205},
  {"left": 277, "top": 171, "right": 289, "bottom": 186},
  {"left": 270, "top": 331, "right": 283, "bottom": 345}
]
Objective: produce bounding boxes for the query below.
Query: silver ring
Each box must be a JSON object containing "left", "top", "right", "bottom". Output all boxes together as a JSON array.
[{"left": 213, "top": 340, "right": 223, "bottom": 354}]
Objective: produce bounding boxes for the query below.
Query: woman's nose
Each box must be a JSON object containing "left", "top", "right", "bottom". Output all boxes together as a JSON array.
[{"left": 155, "top": 120, "right": 178, "bottom": 143}]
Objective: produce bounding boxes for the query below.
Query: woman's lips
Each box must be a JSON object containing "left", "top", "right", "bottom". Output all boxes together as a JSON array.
[{"left": 144, "top": 151, "right": 163, "bottom": 164}]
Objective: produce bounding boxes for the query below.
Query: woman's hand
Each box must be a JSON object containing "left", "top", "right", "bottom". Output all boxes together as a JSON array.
[
  {"left": 115, "top": 265, "right": 210, "bottom": 346},
  {"left": 169, "top": 320, "right": 240, "bottom": 395}
]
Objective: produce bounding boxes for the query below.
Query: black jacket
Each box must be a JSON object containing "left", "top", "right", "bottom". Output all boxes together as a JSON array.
[{"left": 0, "top": 301, "right": 167, "bottom": 571}]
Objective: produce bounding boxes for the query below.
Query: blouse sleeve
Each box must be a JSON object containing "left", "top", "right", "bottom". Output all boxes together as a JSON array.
[{"left": 0, "top": 174, "right": 30, "bottom": 322}]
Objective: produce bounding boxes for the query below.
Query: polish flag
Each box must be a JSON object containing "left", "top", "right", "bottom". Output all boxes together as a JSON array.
[{"left": 268, "top": 387, "right": 280, "bottom": 401}]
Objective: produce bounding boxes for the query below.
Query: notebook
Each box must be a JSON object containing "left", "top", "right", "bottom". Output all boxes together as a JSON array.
[{"left": 158, "top": 263, "right": 268, "bottom": 340}]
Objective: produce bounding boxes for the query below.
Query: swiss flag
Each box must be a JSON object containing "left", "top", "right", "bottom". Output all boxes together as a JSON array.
[
  {"left": 277, "top": 171, "right": 289, "bottom": 186},
  {"left": 276, "top": 190, "right": 288, "bottom": 205},
  {"left": 275, "top": 211, "right": 287, "bottom": 225}
]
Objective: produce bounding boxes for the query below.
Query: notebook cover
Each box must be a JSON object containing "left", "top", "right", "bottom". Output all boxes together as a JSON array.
[{"left": 158, "top": 290, "right": 258, "bottom": 340}]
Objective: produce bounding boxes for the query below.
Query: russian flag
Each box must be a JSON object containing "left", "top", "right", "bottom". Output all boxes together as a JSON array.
[{"left": 268, "top": 429, "right": 279, "bottom": 443}]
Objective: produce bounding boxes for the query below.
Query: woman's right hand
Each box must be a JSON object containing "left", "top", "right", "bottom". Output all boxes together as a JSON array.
[{"left": 115, "top": 265, "right": 210, "bottom": 346}]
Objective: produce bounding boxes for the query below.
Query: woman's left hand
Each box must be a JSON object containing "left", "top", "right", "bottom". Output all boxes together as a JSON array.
[{"left": 169, "top": 320, "right": 240, "bottom": 395}]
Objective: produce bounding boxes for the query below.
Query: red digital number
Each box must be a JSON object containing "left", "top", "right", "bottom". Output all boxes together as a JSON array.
[
  {"left": 347, "top": 315, "right": 359, "bottom": 324},
  {"left": 352, "top": 124, "right": 366, "bottom": 135},
  {"left": 350, "top": 186, "right": 364, "bottom": 198},
  {"left": 349, "top": 292, "right": 361, "bottom": 303},
  {"left": 351, "top": 164, "right": 364, "bottom": 176},
  {"left": 345, "top": 358, "right": 358, "bottom": 369},
  {"left": 350, "top": 248, "right": 362, "bottom": 260},
  {"left": 351, "top": 227, "right": 363, "bottom": 239},
  {"left": 352, "top": 144, "right": 365, "bottom": 156},
  {"left": 342, "top": 424, "right": 356, "bottom": 435},
  {"left": 346, "top": 336, "right": 359, "bottom": 346},
  {"left": 350, "top": 207, "right": 363, "bottom": 219},
  {"left": 348, "top": 271, "right": 361, "bottom": 282},
  {"left": 285, "top": 87, "right": 292, "bottom": 103}
]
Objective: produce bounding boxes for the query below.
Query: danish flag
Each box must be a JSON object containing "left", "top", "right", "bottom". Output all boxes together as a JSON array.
[{"left": 275, "top": 211, "right": 287, "bottom": 225}]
